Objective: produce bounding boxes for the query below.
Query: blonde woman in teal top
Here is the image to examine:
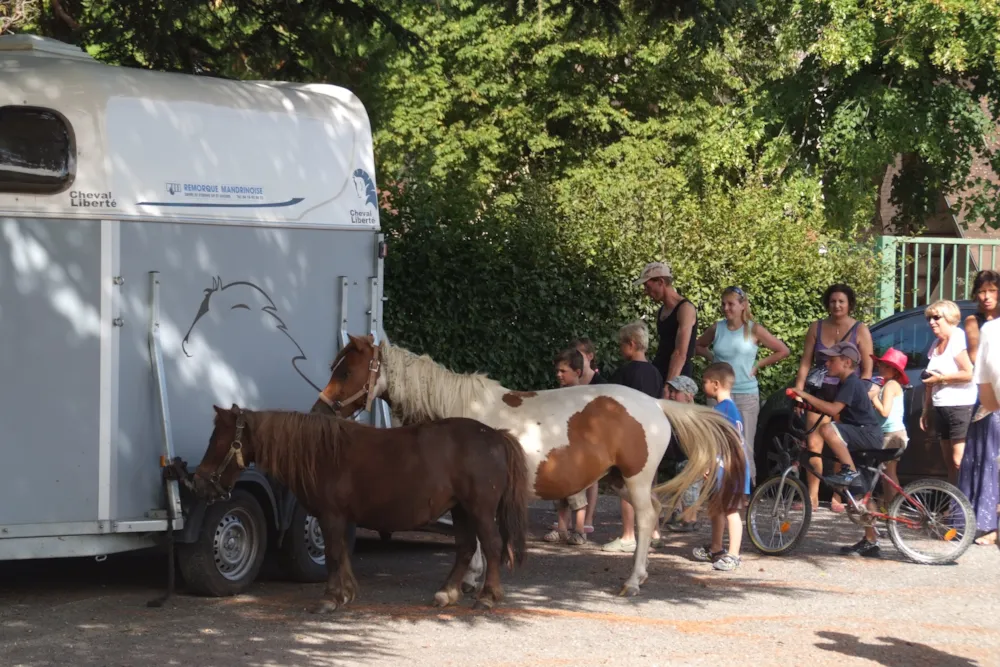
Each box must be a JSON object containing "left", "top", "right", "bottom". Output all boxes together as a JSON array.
[{"left": 696, "top": 286, "right": 790, "bottom": 484}]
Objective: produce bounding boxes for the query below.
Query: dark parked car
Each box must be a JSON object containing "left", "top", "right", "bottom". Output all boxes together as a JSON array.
[{"left": 754, "top": 301, "right": 979, "bottom": 485}]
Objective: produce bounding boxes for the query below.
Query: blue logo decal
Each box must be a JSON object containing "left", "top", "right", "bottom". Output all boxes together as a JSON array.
[{"left": 352, "top": 169, "right": 378, "bottom": 209}]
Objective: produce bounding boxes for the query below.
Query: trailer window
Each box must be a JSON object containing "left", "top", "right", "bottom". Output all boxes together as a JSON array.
[{"left": 0, "top": 107, "right": 75, "bottom": 193}]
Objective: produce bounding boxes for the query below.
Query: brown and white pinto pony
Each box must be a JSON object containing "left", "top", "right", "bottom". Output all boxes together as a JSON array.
[{"left": 313, "top": 335, "right": 746, "bottom": 597}]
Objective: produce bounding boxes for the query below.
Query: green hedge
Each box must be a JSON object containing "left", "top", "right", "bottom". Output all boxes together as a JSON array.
[{"left": 381, "top": 163, "right": 879, "bottom": 399}]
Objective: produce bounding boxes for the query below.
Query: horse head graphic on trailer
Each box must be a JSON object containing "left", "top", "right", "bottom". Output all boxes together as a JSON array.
[{"left": 181, "top": 276, "right": 322, "bottom": 392}]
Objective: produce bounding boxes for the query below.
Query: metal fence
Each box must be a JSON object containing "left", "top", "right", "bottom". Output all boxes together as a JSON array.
[{"left": 875, "top": 235, "right": 1000, "bottom": 320}]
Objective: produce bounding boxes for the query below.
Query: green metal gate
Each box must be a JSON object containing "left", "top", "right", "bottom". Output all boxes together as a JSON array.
[{"left": 876, "top": 235, "right": 1000, "bottom": 320}]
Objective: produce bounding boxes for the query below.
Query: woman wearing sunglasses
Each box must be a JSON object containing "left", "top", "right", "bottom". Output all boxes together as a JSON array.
[
  {"left": 695, "top": 286, "right": 790, "bottom": 488},
  {"left": 921, "top": 299, "right": 977, "bottom": 485}
]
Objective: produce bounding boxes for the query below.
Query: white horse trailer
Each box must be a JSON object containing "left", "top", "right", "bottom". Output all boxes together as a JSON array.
[{"left": 0, "top": 34, "right": 393, "bottom": 595}]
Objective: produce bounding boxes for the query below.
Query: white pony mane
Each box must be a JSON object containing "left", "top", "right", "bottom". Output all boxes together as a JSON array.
[{"left": 380, "top": 342, "right": 505, "bottom": 422}]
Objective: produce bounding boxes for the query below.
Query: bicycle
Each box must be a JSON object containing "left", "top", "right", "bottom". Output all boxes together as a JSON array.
[{"left": 745, "top": 388, "right": 976, "bottom": 565}]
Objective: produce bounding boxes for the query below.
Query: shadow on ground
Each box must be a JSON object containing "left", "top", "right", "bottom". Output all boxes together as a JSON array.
[
  {"left": 815, "top": 631, "right": 979, "bottom": 667},
  {"left": 0, "top": 501, "right": 988, "bottom": 665}
]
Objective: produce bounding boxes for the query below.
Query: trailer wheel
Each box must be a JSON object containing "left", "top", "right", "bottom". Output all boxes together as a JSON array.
[
  {"left": 277, "top": 502, "right": 356, "bottom": 583},
  {"left": 178, "top": 489, "right": 267, "bottom": 597}
]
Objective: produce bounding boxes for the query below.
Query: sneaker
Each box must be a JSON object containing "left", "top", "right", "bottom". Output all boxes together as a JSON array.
[
  {"left": 713, "top": 553, "right": 741, "bottom": 571},
  {"left": 692, "top": 544, "right": 725, "bottom": 562},
  {"left": 601, "top": 537, "right": 637, "bottom": 552},
  {"left": 825, "top": 467, "right": 861, "bottom": 487},
  {"left": 839, "top": 538, "right": 881, "bottom": 558}
]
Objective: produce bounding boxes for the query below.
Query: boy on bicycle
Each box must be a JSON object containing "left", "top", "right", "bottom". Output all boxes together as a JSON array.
[{"left": 791, "top": 341, "right": 882, "bottom": 494}]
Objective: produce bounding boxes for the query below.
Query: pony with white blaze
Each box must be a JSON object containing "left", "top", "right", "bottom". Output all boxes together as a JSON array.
[{"left": 313, "top": 335, "right": 746, "bottom": 597}]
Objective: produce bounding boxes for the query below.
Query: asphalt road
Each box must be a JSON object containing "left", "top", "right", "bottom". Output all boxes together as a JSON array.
[{"left": 1, "top": 496, "right": 997, "bottom": 667}]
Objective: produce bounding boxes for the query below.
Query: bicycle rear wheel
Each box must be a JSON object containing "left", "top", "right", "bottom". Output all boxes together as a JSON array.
[
  {"left": 746, "top": 474, "right": 811, "bottom": 556},
  {"left": 886, "top": 478, "right": 976, "bottom": 565}
]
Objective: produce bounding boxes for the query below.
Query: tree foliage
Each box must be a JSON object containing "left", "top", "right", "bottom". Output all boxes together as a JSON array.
[
  {"left": 23, "top": 0, "right": 999, "bottom": 392},
  {"left": 1, "top": 0, "right": 39, "bottom": 34}
]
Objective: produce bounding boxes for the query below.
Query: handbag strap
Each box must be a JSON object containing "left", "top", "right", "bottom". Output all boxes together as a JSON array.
[{"left": 839, "top": 320, "right": 860, "bottom": 342}]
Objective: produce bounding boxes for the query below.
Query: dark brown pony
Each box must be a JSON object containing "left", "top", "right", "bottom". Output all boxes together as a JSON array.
[{"left": 191, "top": 404, "right": 529, "bottom": 612}]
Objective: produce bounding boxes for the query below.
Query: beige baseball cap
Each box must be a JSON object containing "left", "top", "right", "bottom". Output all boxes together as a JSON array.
[{"left": 633, "top": 261, "right": 673, "bottom": 286}]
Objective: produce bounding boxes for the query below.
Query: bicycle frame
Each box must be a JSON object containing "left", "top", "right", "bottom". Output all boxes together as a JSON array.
[{"left": 771, "top": 402, "right": 931, "bottom": 533}]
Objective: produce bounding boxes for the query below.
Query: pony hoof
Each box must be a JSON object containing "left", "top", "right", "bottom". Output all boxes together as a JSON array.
[
  {"left": 433, "top": 588, "right": 461, "bottom": 607},
  {"left": 617, "top": 584, "right": 641, "bottom": 597},
  {"left": 473, "top": 598, "right": 495, "bottom": 611},
  {"left": 461, "top": 582, "right": 477, "bottom": 595},
  {"left": 311, "top": 600, "right": 340, "bottom": 614}
]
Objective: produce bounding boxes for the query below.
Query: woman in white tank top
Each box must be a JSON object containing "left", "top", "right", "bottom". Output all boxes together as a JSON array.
[{"left": 920, "top": 300, "right": 976, "bottom": 484}]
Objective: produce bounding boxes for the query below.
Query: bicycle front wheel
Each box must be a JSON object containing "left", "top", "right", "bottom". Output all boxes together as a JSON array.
[
  {"left": 746, "top": 474, "right": 811, "bottom": 556},
  {"left": 886, "top": 478, "right": 976, "bottom": 565}
]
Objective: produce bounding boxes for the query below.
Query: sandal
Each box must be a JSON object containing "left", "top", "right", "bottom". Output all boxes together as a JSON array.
[
  {"left": 975, "top": 531, "right": 997, "bottom": 546},
  {"left": 830, "top": 500, "right": 846, "bottom": 513},
  {"left": 666, "top": 520, "right": 697, "bottom": 533},
  {"left": 543, "top": 529, "right": 566, "bottom": 543},
  {"left": 583, "top": 524, "right": 595, "bottom": 534}
]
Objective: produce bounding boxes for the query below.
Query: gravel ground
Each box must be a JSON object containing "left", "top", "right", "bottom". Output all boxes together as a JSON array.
[{"left": 1, "top": 495, "right": 997, "bottom": 667}]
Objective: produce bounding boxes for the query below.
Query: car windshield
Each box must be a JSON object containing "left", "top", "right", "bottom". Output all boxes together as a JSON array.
[{"left": 871, "top": 308, "right": 976, "bottom": 369}]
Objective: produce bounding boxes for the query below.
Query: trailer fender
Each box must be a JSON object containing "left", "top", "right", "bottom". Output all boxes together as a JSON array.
[{"left": 178, "top": 470, "right": 281, "bottom": 543}]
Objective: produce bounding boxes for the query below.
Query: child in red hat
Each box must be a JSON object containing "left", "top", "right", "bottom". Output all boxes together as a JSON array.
[{"left": 869, "top": 347, "right": 910, "bottom": 501}]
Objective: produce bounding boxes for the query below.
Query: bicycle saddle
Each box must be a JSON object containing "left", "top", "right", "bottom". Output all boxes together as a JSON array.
[{"left": 852, "top": 447, "right": 905, "bottom": 467}]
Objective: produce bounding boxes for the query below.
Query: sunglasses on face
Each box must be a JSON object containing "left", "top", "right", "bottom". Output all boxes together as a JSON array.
[{"left": 926, "top": 314, "right": 942, "bottom": 322}]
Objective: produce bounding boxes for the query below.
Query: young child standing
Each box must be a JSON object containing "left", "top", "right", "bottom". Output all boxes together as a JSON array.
[
  {"left": 546, "top": 348, "right": 590, "bottom": 545},
  {"left": 692, "top": 362, "right": 748, "bottom": 571},
  {"left": 601, "top": 321, "right": 666, "bottom": 553}
]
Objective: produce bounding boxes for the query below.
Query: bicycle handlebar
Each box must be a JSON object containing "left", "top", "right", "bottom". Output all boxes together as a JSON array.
[{"left": 785, "top": 387, "right": 824, "bottom": 414}]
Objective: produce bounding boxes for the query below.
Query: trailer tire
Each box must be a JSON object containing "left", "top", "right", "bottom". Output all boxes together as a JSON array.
[
  {"left": 277, "top": 503, "right": 358, "bottom": 583},
  {"left": 178, "top": 489, "right": 268, "bottom": 597}
]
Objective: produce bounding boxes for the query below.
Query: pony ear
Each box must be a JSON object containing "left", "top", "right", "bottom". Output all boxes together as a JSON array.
[
  {"left": 212, "top": 405, "right": 233, "bottom": 423},
  {"left": 230, "top": 403, "right": 241, "bottom": 413},
  {"left": 366, "top": 333, "right": 375, "bottom": 344}
]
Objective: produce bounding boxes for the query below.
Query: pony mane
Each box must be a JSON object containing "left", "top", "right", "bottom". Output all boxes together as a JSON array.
[
  {"left": 242, "top": 409, "right": 345, "bottom": 496},
  {"left": 380, "top": 342, "right": 505, "bottom": 423}
]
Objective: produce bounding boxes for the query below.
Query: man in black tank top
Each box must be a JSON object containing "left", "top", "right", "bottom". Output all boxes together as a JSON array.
[{"left": 633, "top": 261, "right": 698, "bottom": 395}]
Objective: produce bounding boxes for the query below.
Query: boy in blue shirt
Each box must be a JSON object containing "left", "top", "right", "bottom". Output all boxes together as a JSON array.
[{"left": 692, "top": 362, "right": 748, "bottom": 571}]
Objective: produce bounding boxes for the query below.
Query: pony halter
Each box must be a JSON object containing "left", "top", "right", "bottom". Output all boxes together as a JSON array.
[
  {"left": 327, "top": 344, "right": 382, "bottom": 415},
  {"left": 200, "top": 410, "right": 248, "bottom": 500}
]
